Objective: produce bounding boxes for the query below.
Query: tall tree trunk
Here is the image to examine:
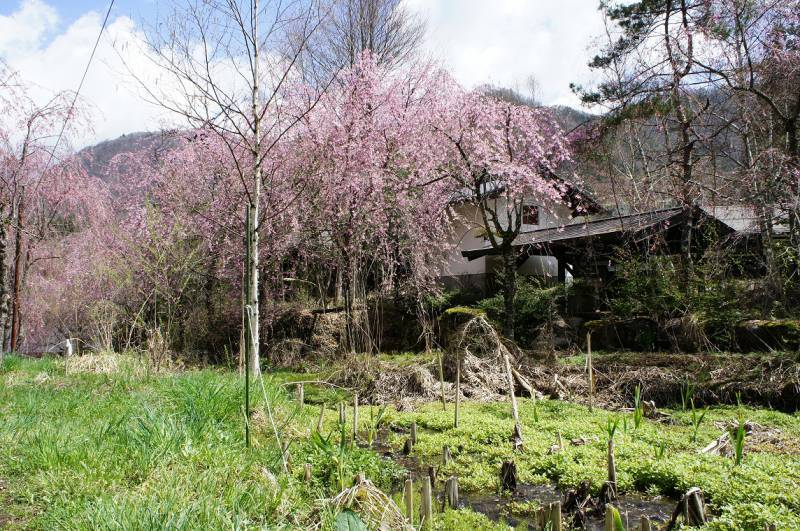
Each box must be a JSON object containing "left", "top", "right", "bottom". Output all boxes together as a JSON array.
[
  {"left": 10, "top": 194, "right": 24, "bottom": 353},
  {"left": 0, "top": 210, "right": 7, "bottom": 363},
  {"left": 247, "top": 0, "right": 261, "bottom": 375},
  {"left": 502, "top": 247, "right": 516, "bottom": 341}
]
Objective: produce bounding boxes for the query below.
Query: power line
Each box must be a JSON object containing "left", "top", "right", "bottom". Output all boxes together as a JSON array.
[{"left": 37, "top": 0, "right": 117, "bottom": 185}]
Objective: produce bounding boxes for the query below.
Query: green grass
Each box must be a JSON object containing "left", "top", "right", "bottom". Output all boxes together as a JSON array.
[{"left": 0, "top": 355, "right": 402, "bottom": 529}]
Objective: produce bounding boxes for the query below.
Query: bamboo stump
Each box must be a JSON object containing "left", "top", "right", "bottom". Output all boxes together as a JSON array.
[
  {"left": 303, "top": 463, "right": 312, "bottom": 483},
  {"left": 296, "top": 383, "right": 304, "bottom": 406}
]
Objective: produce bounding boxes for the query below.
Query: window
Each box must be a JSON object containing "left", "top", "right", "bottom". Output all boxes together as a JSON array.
[{"left": 522, "top": 205, "right": 540, "bottom": 226}]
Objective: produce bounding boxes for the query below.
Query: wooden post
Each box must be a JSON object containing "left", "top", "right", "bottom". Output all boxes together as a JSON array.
[
  {"left": 353, "top": 393, "right": 359, "bottom": 443},
  {"left": 442, "top": 445, "right": 452, "bottom": 465},
  {"left": 403, "top": 478, "right": 414, "bottom": 524},
  {"left": 640, "top": 516, "right": 652, "bottom": 531},
  {"left": 297, "top": 383, "right": 304, "bottom": 406},
  {"left": 444, "top": 476, "right": 459, "bottom": 509},
  {"left": 316, "top": 403, "right": 325, "bottom": 432},
  {"left": 550, "top": 501, "right": 562, "bottom": 531},
  {"left": 304, "top": 463, "right": 312, "bottom": 483},
  {"left": 421, "top": 476, "right": 433, "bottom": 528},
  {"left": 411, "top": 421, "right": 418, "bottom": 444},
  {"left": 587, "top": 332, "right": 594, "bottom": 412}
]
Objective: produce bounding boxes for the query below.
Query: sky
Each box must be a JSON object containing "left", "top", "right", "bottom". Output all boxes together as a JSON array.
[{"left": 0, "top": 0, "right": 607, "bottom": 147}]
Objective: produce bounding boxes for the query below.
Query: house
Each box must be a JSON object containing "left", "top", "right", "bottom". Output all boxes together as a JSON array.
[
  {"left": 445, "top": 195, "right": 789, "bottom": 292},
  {"left": 440, "top": 180, "right": 600, "bottom": 291}
]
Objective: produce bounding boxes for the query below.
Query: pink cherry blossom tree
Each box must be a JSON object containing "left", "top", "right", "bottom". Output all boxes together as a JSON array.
[{"left": 433, "top": 88, "right": 576, "bottom": 340}]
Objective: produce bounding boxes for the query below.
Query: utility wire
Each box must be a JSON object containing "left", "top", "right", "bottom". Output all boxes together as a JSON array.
[{"left": 36, "top": 0, "right": 116, "bottom": 188}]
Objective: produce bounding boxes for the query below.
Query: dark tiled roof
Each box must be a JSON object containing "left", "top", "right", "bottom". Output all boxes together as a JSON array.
[{"left": 461, "top": 208, "right": 683, "bottom": 259}]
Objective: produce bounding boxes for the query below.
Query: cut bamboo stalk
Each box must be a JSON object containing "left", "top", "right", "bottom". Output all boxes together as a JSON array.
[
  {"left": 640, "top": 516, "right": 651, "bottom": 531},
  {"left": 411, "top": 421, "right": 418, "bottom": 444},
  {"left": 338, "top": 402, "right": 346, "bottom": 425},
  {"left": 304, "top": 463, "right": 312, "bottom": 483},
  {"left": 421, "top": 475, "right": 433, "bottom": 528},
  {"left": 297, "top": 383, "right": 304, "bottom": 406},
  {"left": 442, "top": 445, "right": 452, "bottom": 465},
  {"left": 403, "top": 478, "right": 414, "bottom": 524}
]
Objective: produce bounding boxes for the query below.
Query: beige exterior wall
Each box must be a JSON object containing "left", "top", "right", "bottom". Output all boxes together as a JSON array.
[{"left": 441, "top": 196, "right": 575, "bottom": 287}]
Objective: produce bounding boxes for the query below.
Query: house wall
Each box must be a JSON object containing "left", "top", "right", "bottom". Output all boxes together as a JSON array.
[{"left": 440, "top": 196, "right": 575, "bottom": 291}]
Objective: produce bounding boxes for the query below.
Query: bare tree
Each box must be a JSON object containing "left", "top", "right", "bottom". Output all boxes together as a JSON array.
[
  {"left": 302, "top": 0, "right": 425, "bottom": 79},
  {"left": 129, "top": 0, "right": 330, "bottom": 373}
]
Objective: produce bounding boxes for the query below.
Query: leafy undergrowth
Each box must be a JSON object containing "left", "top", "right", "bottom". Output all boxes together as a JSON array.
[{"left": 386, "top": 397, "right": 800, "bottom": 530}]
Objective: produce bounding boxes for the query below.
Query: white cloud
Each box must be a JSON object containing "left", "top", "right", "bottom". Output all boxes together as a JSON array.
[
  {"left": 1, "top": 0, "right": 607, "bottom": 147},
  {"left": 406, "top": 0, "right": 605, "bottom": 107},
  {"left": 1, "top": 0, "right": 170, "bottom": 147}
]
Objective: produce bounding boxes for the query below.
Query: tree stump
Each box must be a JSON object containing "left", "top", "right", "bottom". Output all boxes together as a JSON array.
[{"left": 500, "top": 461, "right": 517, "bottom": 491}]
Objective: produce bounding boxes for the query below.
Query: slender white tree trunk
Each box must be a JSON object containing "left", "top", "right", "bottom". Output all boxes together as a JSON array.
[{"left": 248, "top": 0, "right": 262, "bottom": 374}]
